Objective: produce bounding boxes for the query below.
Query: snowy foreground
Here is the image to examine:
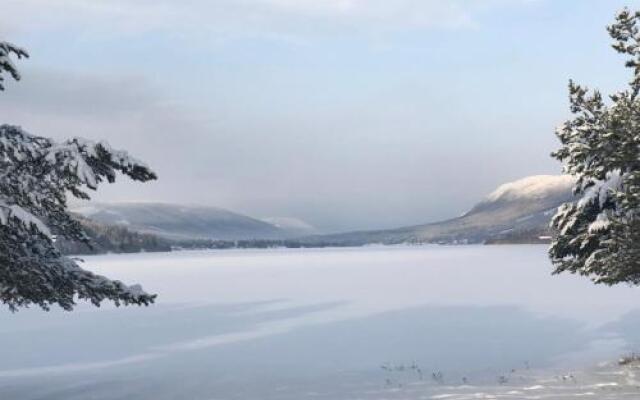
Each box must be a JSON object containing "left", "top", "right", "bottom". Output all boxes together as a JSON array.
[{"left": 1, "top": 245, "right": 640, "bottom": 399}]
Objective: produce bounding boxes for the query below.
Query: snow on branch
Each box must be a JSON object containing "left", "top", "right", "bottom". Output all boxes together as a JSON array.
[
  {"left": 0, "top": 41, "right": 28, "bottom": 91},
  {"left": 0, "top": 124, "right": 158, "bottom": 310}
]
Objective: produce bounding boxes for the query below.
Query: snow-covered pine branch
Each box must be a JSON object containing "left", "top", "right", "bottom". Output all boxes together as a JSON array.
[
  {"left": 0, "top": 41, "right": 28, "bottom": 91},
  {"left": 0, "top": 42, "right": 158, "bottom": 310},
  {"left": 550, "top": 8, "right": 640, "bottom": 285},
  {"left": 0, "top": 124, "right": 158, "bottom": 310}
]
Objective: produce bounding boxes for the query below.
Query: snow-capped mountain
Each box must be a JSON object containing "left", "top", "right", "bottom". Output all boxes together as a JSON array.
[
  {"left": 71, "top": 202, "right": 300, "bottom": 240},
  {"left": 466, "top": 175, "right": 575, "bottom": 217},
  {"left": 303, "top": 175, "right": 576, "bottom": 245}
]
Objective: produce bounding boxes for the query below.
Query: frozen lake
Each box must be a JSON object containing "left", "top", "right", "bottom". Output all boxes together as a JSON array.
[{"left": 1, "top": 245, "right": 640, "bottom": 399}]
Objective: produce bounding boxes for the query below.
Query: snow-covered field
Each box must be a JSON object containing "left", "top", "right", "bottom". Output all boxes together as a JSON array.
[{"left": 1, "top": 245, "right": 640, "bottom": 399}]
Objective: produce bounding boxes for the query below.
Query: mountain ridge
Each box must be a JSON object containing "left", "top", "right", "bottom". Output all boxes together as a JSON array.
[
  {"left": 71, "top": 202, "right": 304, "bottom": 240},
  {"left": 66, "top": 175, "right": 577, "bottom": 252},
  {"left": 299, "top": 175, "right": 576, "bottom": 246}
]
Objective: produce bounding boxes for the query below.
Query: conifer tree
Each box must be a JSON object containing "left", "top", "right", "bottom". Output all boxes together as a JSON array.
[
  {"left": 0, "top": 42, "right": 157, "bottom": 310},
  {"left": 551, "top": 9, "right": 640, "bottom": 285}
]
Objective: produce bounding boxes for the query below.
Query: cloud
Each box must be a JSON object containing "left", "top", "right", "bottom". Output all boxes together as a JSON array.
[
  {"left": 1, "top": 0, "right": 532, "bottom": 40},
  {"left": 247, "top": 0, "right": 476, "bottom": 29}
]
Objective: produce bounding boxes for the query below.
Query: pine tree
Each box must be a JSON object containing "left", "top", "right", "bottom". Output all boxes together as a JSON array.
[
  {"left": 550, "top": 8, "right": 640, "bottom": 285},
  {"left": 0, "top": 42, "right": 157, "bottom": 310}
]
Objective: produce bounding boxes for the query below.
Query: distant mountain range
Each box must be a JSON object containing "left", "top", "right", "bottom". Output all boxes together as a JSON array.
[
  {"left": 71, "top": 202, "right": 316, "bottom": 241},
  {"left": 62, "top": 175, "right": 576, "bottom": 254},
  {"left": 300, "top": 175, "right": 576, "bottom": 246}
]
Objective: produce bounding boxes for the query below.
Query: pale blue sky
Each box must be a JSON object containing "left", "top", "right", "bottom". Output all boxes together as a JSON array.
[{"left": 0, "top": 0, "right": 638, "bottom": 232}]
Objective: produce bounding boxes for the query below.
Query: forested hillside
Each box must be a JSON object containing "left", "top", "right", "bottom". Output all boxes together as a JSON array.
[{"left": 55, "top": 215, "right": 171, "bottom": 255}]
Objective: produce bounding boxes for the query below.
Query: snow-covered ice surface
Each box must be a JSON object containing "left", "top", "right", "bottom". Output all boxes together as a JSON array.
[{"left": 1, "top": 245, "right": 640, "bottom": 399}]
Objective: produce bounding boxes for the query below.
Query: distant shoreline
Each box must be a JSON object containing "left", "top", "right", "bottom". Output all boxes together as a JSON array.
[{"left": 68, "top": 241, "right": 551, "bottom": 258}]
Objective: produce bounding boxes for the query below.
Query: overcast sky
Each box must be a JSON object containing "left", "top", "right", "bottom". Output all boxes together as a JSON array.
[{"left": 0, "top": 0, "right": 638, "bottom": 232}]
